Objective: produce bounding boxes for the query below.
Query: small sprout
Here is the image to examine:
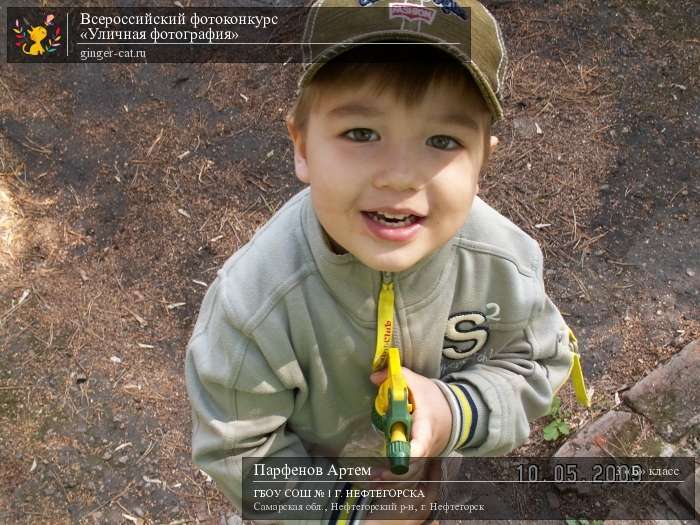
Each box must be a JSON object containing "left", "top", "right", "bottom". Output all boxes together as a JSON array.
[{"left": 542, "top": 396, "right": 571, "bottom": 441}]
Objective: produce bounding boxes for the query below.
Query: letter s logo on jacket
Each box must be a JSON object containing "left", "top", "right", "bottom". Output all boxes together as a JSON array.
[{"left": 442, "top": 303, "right": 501, "bottom": 360}]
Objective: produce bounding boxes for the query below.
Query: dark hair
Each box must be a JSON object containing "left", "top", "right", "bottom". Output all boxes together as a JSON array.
[{"left": 288, "top": 44, "right": 491, "bottom": 136}]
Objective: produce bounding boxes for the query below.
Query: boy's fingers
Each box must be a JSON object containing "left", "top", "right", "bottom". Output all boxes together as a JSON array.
[
  {"left": 370, "top": 366, "right": 417, "bottom": 384},
  {"left": 409, "top": 418, "right": 430, "bottom": 458},
  {"left": 369, "top": 370, "right": 387, "bottom": 384}
]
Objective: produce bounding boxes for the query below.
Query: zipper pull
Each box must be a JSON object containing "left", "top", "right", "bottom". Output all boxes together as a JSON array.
[
  {"left": 568, "top": 329, "right": 593, "bottom": 408},
  {"left": 372, "top": 272, "right": 395, "bottom": 371}
]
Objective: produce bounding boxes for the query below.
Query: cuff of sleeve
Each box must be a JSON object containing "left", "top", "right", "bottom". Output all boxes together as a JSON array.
[{"left": 433, "top": 379, "right": 490, "bottom": 454}]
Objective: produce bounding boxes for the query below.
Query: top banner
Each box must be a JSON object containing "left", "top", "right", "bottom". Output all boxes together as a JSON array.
[{"left": 6, "top": 5, "right": 471, "bottom": 63}]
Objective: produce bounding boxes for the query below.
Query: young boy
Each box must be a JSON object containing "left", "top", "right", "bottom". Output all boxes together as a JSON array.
[{"left": 186, "top": 0, "right": 579, "bottom": 522}]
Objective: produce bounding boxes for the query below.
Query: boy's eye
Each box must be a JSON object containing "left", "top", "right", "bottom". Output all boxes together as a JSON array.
[
  {"left": 344, "top": 128, "right": 379, "bottom": 142},
  {"left": 427, "top": 135, "right": 461, "bottom": 150}
]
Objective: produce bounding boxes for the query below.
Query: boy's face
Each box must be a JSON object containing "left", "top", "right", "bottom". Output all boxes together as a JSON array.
[{"left": 289, "top": 77, "right": 497, "bottom": 272}]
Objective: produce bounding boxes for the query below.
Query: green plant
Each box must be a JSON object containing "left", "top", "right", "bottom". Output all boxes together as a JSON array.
[{"left": 542, "top": 396, "right": 571, "bottom": 441}]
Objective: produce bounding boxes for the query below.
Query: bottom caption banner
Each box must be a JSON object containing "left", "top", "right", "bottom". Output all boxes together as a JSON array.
[{"left": 242, "top": 456, "right": 695, "bottom": 521}]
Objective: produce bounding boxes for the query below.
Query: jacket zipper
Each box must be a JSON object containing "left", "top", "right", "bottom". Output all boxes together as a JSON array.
[{"left": 381, "top": 271, "right": 403, "bottom": 359}]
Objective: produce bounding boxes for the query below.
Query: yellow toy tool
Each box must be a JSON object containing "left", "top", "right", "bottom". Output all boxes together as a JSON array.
[
  {"left": 371, "top": 277, "right": 414, "bottom": 475},
  {"left": 372, "top": 347, "right": 414, "bottom": 474}
]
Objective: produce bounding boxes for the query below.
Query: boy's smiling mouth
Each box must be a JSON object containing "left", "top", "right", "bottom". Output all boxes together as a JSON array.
[{"left": 361, "top": 209, "right": 426, "bottom": 242}]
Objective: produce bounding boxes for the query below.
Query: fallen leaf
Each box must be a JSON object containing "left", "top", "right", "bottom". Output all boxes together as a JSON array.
[
  {"left": 128, "top": 310, "right": 146, "bottom": 327},
  {"left": 199, "top": 469, "right": 213, "bottom": 483},
  {"left": 143, "top": 475, "right": 163, "bottom": 485},
  {"left": 167, "top": 302, "right": 186, "bottom": 310},
  {"left": 122, "top": 513, "right": 143, "bottom": 525},
  {"left": 17, "top": 289, "right": 30, "bottom": 305}
]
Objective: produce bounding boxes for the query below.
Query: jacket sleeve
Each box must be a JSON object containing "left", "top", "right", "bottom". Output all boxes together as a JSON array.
[
  {"left": 434, "top": 248, "right": 574, "bottom": 457},
  {"left": 185, "top": 277, "right": 324, "bottom": 524}
]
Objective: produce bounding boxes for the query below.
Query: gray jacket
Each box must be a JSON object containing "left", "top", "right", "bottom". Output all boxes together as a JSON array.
[{"left": 185, "top": 188, "right": 574, "bottom": 519}]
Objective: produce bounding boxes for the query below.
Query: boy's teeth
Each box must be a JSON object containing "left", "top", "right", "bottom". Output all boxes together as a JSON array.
[
  {"left": 368, "top": 211, "right": 418, "bottom": 227},
  {"left": 381, "top": 212, "right": 409, "bottom": 220}
]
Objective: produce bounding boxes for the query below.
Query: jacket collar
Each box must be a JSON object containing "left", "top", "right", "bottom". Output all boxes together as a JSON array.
[{"left": 301, "top": 190, "right": 455, "bottom": 324}]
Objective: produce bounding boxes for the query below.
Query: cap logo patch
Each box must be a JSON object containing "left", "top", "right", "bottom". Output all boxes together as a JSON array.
[
  {"left": 359, "top": 0, "right": 467, "bottom": 21},
  {"left": 389, "top": 2, "right": 436, "bottom": 24},
  {"left": 432, "top": 0, "right": 467, "bottom": 20}
]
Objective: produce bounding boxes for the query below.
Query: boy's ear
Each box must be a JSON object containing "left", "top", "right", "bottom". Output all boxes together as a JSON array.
[
  {"left": 481, "top": 135, "right": 499, "bottom": 173},
  {"left": 489, "top": 135, "right": 499, "bottom": 156},
  {"left": 286, "top": 117, "right": 310, "bottom": 184}
]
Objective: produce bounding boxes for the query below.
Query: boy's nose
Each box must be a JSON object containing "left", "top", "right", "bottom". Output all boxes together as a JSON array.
[{"left": 371, "top": 147, "right": 426, "bottom": 192}]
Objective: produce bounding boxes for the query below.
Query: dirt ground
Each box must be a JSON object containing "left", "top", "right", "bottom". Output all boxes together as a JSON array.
[{"left": 0, "top": 0, "right": 698, "bottom": 523}]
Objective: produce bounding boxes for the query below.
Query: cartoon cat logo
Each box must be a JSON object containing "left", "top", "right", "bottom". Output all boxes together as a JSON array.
[{"left": 13, "top": 14, "right": 62, "bottom": 57}]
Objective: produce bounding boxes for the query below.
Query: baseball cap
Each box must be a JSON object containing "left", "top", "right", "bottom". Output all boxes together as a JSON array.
[{"left": 299, "top": 0, "right": 508, "bottom": 122}]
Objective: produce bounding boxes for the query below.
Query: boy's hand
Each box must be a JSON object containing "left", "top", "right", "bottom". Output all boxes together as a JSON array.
[
  {"left": 370, "top": 367, "right": 452, "bottom": 459},
  {"left": 363, "top": 369, "right": 449, "bottom": 525}
]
